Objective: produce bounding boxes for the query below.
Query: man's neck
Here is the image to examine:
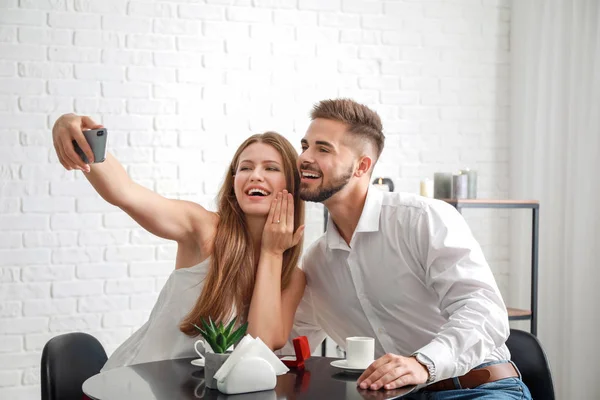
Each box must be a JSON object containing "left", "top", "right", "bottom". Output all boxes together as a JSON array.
[{"left": 324, "top": 182, "right": 369, "bottom": 246}]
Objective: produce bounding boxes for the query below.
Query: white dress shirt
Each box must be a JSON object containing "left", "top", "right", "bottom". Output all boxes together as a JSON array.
[{"left": 291, "top": 187, "right": 511, "bottom": 382}]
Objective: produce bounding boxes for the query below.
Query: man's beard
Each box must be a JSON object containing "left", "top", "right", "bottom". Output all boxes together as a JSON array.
[{"left": 300, "top": 165, "right": 354, "bottom": 203}]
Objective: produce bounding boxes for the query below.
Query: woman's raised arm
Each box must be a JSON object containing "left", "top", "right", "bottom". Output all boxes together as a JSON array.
[{"left": 51, "top": 114, "right": 217, "bottom": 253}]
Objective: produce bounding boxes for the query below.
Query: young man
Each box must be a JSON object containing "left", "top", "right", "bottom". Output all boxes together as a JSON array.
[{"left": 292, "top": 98, "right": 532, "bottom": 399}]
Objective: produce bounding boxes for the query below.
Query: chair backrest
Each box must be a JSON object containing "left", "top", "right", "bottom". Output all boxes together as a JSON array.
[
  {"left": 506, "top": 328, "right": 555, "bottom": 400},
  {"left": 41, "top": 332, "right": 107, "bottom": 400}
]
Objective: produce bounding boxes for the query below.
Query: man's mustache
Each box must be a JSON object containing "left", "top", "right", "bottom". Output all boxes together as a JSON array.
[{"left": 299, "top": 163, "right": 322, "bottom": 174}]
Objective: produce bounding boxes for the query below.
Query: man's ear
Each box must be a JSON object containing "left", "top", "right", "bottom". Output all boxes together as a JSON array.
[{"left": 354, "top": 156, "right": 373, "bottom": 177}]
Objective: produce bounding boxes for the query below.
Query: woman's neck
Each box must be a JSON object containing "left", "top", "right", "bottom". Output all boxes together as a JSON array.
[{"left": 245, "top": 215, "right": 267, "bottom": 265}]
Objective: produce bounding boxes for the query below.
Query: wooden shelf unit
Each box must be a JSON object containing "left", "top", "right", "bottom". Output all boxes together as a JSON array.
[
  {"left": 441, "top": 199, "right": 540, "bottom": 207},
  {"left": 444, "top": 199, "right": 540, "bottom": 335},
  {"left": 507, "top": 307, "right": 532, "bottom": 320}
]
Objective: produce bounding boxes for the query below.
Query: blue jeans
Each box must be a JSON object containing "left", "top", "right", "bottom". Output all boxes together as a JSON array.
[{"left": 405, "top": 361, "right": 533, "bottom": 400}]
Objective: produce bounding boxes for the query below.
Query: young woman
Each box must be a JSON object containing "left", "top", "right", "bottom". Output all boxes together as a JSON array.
[{"left": 51, "top": 114, "right": 306, "bottom": 370}]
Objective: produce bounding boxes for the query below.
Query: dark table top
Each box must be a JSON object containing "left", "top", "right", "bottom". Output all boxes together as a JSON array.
[{"left": 83, "top": 356, "right": 417, "bottom": 400}]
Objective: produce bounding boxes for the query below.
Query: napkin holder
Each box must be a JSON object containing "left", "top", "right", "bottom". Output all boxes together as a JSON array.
[
  {"left": 281, "top": 336, "right": 311, "bottom": 369},
  {"left": 216, "top": 356, "right": 276, "bottom": 395},
  {"left": 213, "top": 335, "right": 288, "bottom": 395}
]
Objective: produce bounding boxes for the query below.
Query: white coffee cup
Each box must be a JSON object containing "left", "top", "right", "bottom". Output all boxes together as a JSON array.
[
  {"left": 345, "top": 336, "right": 374, "bottom": 368},
  {"left": 194, "top": 339, "right": 207, "bottom": 361}
]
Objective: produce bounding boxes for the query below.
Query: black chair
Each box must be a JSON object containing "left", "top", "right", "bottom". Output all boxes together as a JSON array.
[
  {"left": 506, "top": 328, "right": 555, "bottom": 400},
  {"left": 41, "top": 332, "right": 107, "bottom": 400}
]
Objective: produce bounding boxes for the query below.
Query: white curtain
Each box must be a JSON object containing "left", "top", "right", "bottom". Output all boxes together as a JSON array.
[{"left": 510, "top": 1, "right": 600, "bottom": 399}]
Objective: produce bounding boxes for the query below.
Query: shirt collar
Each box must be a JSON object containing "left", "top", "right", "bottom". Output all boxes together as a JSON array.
[{"left": 326, "top": 186, "right": 384, "bottom": 249}]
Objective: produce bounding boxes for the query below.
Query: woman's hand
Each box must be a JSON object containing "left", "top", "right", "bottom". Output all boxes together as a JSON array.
[
  {"left": 52, "top": 113, "right": 103, "bottom": 172},
  {"left": 261, "top": 190, "right": 304, "bottom": 256}
]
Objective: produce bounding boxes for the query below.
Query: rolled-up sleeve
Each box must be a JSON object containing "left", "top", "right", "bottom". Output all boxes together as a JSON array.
[{"left": 413, "top": 201, "right": 510, "bottom": 381}]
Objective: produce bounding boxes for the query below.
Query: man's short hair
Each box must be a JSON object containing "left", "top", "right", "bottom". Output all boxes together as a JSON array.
[{"left": 310, "top": 98, "right": 385, "bottom": 159}]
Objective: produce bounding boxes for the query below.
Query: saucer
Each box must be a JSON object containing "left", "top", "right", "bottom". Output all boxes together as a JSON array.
[
  {"left": 190, "top": 358, "right": 205, "bottom": 367},
  {"left": 330, "top": 359, "right": 368, "bottom": 374}
]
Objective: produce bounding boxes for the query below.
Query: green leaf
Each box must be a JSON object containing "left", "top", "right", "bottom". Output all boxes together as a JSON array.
[
  {"left": 194, "top": 327, "right": 210, "bottom": 342},
  {"left": 201, "top": 318, "right": 211, "bottom": 332},
  {"left": 192, "top": 323, "right": 208, "bottom": 335},
  {"left": 213, "top": 343, "right": 225, "bottom": 354},
  {"left": 206, "top": 338, "right": 219, "bottom": 353},
  {"left": 216, "top": 333, "right": 227, "bottom": 350},
  {"left": 201, "top": 318, "right": 217, "bottom": 342},
  {"left": 208, "top": 316, "right": 217, "bottom": 333},
  {"left": 223, "top": 317, "right": 237, "bottom": 338},
  {"left": 228, "top": 321, "right": 248, "bottom": 346}
]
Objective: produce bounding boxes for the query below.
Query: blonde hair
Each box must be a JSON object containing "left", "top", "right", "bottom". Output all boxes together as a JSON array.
[
  {"left": 180, "top": 132, "right": 304, "bottom": 336},
  {"left": 311, "top": 98, "right": 385, "bottom": 159}
]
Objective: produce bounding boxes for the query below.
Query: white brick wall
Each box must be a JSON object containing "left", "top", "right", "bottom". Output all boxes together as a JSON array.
[{"left": 0, "top": 0, "right": 511, "bottom": 397}]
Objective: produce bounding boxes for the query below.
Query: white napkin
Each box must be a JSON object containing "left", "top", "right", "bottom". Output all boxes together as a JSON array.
[{"left": 213, "top": 335, "right": 289, "bottom": 382}]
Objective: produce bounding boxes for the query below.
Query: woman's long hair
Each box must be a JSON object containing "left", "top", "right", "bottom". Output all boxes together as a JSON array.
[{"left": 180, "top": 132, "right": 305, "bottom": 336}]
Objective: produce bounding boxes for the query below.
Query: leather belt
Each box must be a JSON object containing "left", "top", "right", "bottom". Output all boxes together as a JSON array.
[{"left": 427, "top": 362, "right": 519, "bottom": 391}]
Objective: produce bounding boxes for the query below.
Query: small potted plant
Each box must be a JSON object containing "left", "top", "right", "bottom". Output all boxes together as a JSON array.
[{"left": 194, "top": 316, "right": 248, "bottom": 389}]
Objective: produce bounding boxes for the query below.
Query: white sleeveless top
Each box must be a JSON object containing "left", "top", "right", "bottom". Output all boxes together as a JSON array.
[{"left": 102, "top": 258, "right": 210, "bottom": 371}]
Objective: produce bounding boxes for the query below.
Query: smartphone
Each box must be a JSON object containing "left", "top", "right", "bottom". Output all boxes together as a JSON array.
[{"left": 73, "top": 128, "right": 108, "bottom": 164}]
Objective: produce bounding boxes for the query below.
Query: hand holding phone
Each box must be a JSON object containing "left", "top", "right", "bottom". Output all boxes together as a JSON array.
[
  {"left": 73, "top": 128, "right": 108, "bottom": 164},
  {"left": 51, "top": 114, "right": 105, "bottom": 172}
]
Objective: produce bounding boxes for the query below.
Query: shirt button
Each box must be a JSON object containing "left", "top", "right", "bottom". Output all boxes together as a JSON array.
[{"left": 378, "top": 327, "right": 385, "bottom": 334}]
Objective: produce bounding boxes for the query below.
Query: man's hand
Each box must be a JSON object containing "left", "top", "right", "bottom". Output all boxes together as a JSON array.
[{"left": 357, "top": 354, "right": 429, "bottom": 390}]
